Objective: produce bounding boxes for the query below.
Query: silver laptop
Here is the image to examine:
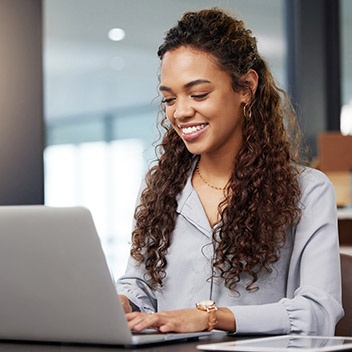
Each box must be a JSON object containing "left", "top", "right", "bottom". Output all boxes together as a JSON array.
[{"left": 0, "top": 205, "right": 211, "bottom": 346}]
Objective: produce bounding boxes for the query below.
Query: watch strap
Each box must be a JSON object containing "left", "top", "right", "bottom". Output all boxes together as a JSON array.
[{"left": 196, "top": 301, "right": 218, "bottom": 331}]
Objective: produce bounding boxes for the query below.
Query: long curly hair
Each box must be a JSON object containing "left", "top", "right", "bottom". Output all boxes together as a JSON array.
[{"left": 130, "top": 8, "right": 304, "bottom": 291}]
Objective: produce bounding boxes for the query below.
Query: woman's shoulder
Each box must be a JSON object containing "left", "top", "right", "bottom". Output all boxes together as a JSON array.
[
  {"left": 297, "top": 165, "right": 334, "bottom": 199},
  {"left": 297, "top": 165, "right": 331, "bottom": 184}
]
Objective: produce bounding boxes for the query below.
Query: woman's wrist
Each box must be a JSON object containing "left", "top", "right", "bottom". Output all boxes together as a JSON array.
[
  {"left": 195, "top": 300, "right": 236, "bottom": 332},
  {"left": 194, "top": 308, "right": 211, "bottom": 331},
  {"left": 119, "top": 294, "right": 133, "bottom": 313},
  {"left": 214, "top": 307, "right": 236, "bottom": 332}
]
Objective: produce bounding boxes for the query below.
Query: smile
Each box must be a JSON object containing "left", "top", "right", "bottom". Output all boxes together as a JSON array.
[{"left": 178, "top": 123, "right": 208, "bottom": 135}]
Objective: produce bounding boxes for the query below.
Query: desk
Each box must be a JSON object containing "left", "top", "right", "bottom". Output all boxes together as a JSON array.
[{"left": 0, "top": 332, "right": 239, "bottom": 352}]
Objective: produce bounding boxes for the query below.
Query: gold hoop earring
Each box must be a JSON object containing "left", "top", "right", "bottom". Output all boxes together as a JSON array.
[{"left": 243, "top": 104, "right": 252, "bottom": 120}]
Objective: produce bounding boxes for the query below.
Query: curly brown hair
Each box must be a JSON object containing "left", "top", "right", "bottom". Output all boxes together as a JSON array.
[{"left": 131, "top": 8, "right": 304, "bottom": 291}]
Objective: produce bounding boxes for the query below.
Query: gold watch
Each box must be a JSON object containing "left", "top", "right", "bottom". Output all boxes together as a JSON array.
[{"left": 196, "top": 300, "right": 218, "bottom": 331}]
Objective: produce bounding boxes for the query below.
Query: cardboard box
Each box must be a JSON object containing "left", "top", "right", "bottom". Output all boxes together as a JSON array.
[
  {"left": 318, "top": 132, "right": 352, "bottom": 171},
  {"left": 317, "top": 132, "right": 352, "bottom": 207},
  {"left": 323, "top": 171, "right": 351, "bottom": 208}
]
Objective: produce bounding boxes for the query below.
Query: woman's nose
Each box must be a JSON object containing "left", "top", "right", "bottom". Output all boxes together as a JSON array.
[{"left": 173, "top": 99, "right": 195, "bottom": 120}]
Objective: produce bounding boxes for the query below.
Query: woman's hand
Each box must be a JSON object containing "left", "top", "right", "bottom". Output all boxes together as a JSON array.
[
  {"left": 126, "top": 308, "right": 209, "bottom": 333},
  {"left": 119, "top": 294, "right": 133, "bottom": 313}
]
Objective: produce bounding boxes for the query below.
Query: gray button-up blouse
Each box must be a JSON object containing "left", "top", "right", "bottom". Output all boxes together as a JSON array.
[{"left": 116, "top": 165, "right": 343, "bottom": 336}]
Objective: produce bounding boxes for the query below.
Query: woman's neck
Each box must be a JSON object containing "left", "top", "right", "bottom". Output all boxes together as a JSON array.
[{"left": 196, "top": 154, "right": 234, "bottom": 189}]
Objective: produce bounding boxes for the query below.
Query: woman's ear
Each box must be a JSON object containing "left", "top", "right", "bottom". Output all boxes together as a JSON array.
[{"left": 241, "top": 69, "right": 259, "bottom": 103}]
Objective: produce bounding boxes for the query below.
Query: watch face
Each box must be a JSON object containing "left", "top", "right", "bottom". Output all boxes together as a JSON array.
[{"left": 198, "top": 300, "right": 215, "bottom": 306}]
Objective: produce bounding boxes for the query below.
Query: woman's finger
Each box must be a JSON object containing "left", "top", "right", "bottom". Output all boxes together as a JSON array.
[{"left": 127, "top": 312, "right": 159, "bottom": 331}]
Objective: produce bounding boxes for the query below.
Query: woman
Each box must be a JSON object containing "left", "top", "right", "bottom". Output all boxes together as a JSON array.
[{"left": 116, "top": 8, "right": 343, "bottom": 335}]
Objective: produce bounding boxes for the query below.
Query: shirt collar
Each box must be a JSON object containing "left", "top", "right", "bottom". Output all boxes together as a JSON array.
[{"left": 176, "top": 158, "right": 213, "bottom": 237}]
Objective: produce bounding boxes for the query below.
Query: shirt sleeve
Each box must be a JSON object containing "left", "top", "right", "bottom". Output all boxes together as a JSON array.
[
  {"left": 114, "top": 180, "right": 157, "bottom": 312},
  {"left": 230, "top": 168, "right": 344, "bottom": 336},
  {"left": 115, "top": 256, "right": 157, "bottom": 313}
]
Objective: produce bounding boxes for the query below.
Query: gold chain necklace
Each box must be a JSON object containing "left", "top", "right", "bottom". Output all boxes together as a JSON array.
[{"left": 196, "top": 162, "right": 225, "bottom": 191}]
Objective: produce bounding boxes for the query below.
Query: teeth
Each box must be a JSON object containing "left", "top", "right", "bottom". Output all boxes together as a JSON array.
[{"left": 180, "top": 124, "right": 207, "bottom": 135}]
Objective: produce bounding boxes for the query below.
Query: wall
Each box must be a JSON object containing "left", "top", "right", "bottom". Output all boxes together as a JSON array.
[
  {"left": 0, "top": 0, "right": 44, "bottom": 204},
  {"left": 286, "top": 0, "right": 341, "bottom": 159}
]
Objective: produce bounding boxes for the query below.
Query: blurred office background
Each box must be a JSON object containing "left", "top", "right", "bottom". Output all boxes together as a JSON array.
[
  {"left": 44, "top": 0, "right": 289, "bottom": 277},
  {"left": 0, "top": 0, "right": 351, "bottom": 278}
]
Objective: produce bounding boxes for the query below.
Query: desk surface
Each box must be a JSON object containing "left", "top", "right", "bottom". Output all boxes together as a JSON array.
[{"left": 0, "top": 332, "right": 240, "bottom": 352}]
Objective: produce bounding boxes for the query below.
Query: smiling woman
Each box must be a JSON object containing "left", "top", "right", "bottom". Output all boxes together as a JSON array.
[
  {"left": 160, "top": 47, "right": 255, "bottom": 157},
  {"left": 115, "top": 8, "right": 343, "bottom": 336}
]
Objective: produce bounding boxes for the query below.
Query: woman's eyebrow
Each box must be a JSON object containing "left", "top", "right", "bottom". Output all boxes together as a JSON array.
[
  {"left": 159, "top": 79, "right": 211, "bottom": 92},
  {"left": 159, "top": 85, "right": 172, "bottom": 92},
  {"left": 184, "top": 79, "right": 211, "bottom": 89}
]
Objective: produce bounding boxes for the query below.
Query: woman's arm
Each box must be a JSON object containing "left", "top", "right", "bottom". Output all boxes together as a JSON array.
[
  {"left": 126, "top": 307, "right": 236, "bottom": 333},
  {"left": 230, "top": 168, "right": 344, "bottom": 336},
  {"left": 115, "top": 256, "right": 158, "bottom": 313}
]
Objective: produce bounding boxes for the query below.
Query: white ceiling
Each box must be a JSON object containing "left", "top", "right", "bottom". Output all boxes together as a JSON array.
[{"left": 43, "top": 0, "right": 351, "bottom": 121}]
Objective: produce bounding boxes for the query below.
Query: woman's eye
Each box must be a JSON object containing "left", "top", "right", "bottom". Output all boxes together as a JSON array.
[
  {"left": 161, "top": 97, "right": 176, "bottom": 105},
  {"left": 191, "top": 93, "right": 208, "bottom": 100}
]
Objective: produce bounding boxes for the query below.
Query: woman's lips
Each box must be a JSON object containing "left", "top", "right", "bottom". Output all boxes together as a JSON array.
[{"left": 178, "top": 123, "right": 209, "bottom": 142}]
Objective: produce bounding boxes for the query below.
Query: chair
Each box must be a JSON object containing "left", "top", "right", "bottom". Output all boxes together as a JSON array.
[{"left": 335, "top": 253, "right": 352, "bottom": 336}]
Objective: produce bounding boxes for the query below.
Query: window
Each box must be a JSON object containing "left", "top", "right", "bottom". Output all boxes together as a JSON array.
[{"left": 45, "top": 140, "right": 143, "bottom": 276}]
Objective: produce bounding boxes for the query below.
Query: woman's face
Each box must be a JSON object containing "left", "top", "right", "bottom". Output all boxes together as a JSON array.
[{"left": 160, "top": 46, "right": 247, "bottom": 158}]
